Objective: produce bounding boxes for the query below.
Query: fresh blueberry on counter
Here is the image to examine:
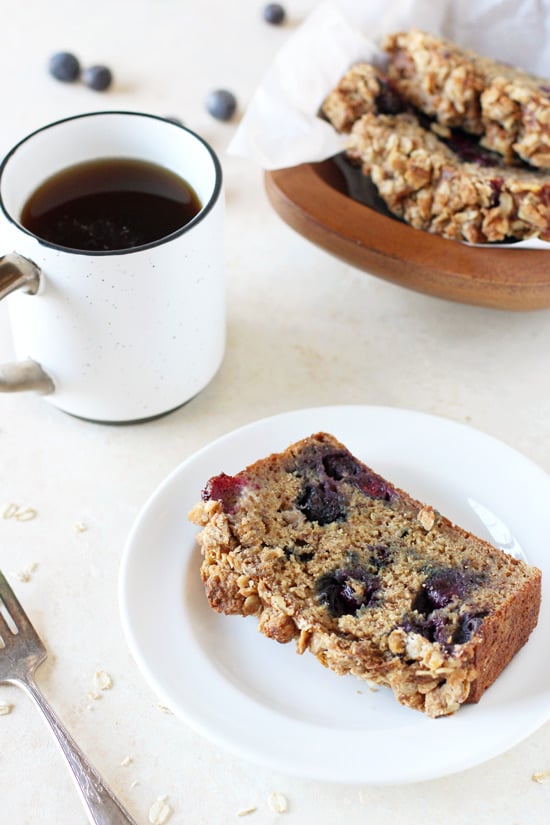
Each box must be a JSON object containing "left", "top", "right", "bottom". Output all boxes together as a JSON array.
[
  {"left": 263, "top": 3, "right": 286, "bottom": 24},
  {"left": 81, "top": 65, "right": 113, "bottom": 91},
  {"left": 48, "top": 51, "right": 80, "bottom": 82},
  {"left": 206, "top": 89, "right": 237, "bottom": 121}
]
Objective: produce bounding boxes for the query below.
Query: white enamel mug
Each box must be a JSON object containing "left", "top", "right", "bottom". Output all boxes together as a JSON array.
[{"left": 0, "top": 111, "right": 225, "bottom": 423}]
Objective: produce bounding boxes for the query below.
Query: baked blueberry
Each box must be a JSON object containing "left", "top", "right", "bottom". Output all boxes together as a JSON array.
[
  {"left": 322, "top": 450, "right": 361, "bottom": 480},
  {"left": 453, "top": 611, "right": 487, "bottom": 644},
  {"left": 444, "top": 130, "right": 500, "bottom": 167},
  {"left": 48, "top": 51, "right": 80, "bottom": 82},
  {"left": 423, "top": 568, "right": 469, "bottom": 609},
  {"left": 401, "top": 613, "right": 452, "bottom": 647},
  {"left": 296, "top": 481, "right": 346, "bottom": 525},
  {"left": 317, "top": 566, "right": 380, "bottom": 617}
]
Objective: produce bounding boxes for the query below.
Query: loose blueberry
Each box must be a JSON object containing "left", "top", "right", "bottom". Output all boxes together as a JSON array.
[
  {"left": 81, "top": 65, "right": 113, "bottom": 92},
  {"left": 48, "top": 51, "right": 80, "bottom": 83},
  {"left": 263, "top": 3, "right": 286, "bottom": 24},
  {"left": 206, "top": 89, "right": 237, "bottom": 121},
  {"left": 296, "top": 481, "right": 346, "bottom": 525},
  {"left": 201, "top": 472, "right": 246, "bottom": 513},
  {"left": 317, "top": 566, "right": 380, "bottom": 617}
]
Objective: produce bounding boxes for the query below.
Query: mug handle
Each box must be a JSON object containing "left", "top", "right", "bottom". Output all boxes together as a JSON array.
[{"left": 0, "top": 253, "right": 55, "bottom": 395}]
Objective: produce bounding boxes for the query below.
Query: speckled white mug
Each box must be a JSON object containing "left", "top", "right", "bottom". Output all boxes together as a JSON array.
[{"left": 0, "top": 111, "right": 225, "bottom": 423}]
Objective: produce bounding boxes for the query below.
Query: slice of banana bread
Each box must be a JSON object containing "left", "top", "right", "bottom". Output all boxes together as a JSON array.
[
  {"left": 322, "top": 62, "right": 550, "bottom": 243},
  {"left": 346, "top": 109, "right": 550, "bottom": 243},
  {"left": 189, "top": 433, "right": 541, "bottom": 717},
  {"left": 383, "top": 28, "right": 550, "bottom": 168}
]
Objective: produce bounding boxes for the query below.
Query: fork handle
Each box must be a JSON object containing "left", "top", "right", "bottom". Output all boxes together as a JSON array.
[{"left": 22, "top": 676, "right": 139, "bottom": 825}]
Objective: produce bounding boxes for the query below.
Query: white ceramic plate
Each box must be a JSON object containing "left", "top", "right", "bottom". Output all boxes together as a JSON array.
[{"left": 119, "top": 406, "right": 550, "bottom": 784}]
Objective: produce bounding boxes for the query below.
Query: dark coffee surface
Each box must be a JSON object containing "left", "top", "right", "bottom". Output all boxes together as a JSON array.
[{"left": 20, "top": 157, "right": 202, "bottom": 251}]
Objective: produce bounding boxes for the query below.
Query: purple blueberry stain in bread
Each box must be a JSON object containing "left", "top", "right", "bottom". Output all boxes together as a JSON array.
[
  {"left": 453, "top": 611, "right": 488, "bottom": 644},
  {"left": 321, "top": 448, "right": 395, "bottom": 501},
  {"left": 296, "top": 480, "right": 346, "bottom": 525},
  {"left": 317, "top": 566, "right": 380, "bottom": 618}
]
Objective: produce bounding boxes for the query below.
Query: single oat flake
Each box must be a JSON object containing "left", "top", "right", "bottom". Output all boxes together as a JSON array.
[
  {"left": 0, "top": 702, "right": 13, "bottom": 716},
  {"left": 148, "top": 795, "right": 172, "bottom": 824},
  {"left": 93, "top": 670, "right": 113, "bottom": 691},
  {"left": 532, "top": 770, "right": 550, "bottom": 784},
  {"left": 268, "top": 791, "right": 288, "bottom": 814},
  {"left": 14, "top": 562, "right": 38, "bottom": 583}
]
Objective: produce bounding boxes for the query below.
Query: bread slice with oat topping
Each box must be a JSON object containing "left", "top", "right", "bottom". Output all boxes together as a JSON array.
[
  {"left": 322, "top": 61, "right": 550, "bottom": 243},
  {"left": 189, "top": 432, "right": 541, "bottom": 717},
  {"left": 383, "top": 28, "right": 550, "bottom": 168}
]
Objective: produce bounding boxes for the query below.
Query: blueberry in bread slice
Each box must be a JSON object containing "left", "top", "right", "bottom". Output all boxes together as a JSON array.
[{"left": 189, "top": 433, "right": 541, "bottom": 717}]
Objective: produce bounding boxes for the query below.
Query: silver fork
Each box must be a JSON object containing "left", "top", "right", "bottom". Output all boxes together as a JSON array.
[{"left": 0, "top": 571, "right": 138, "bottom": 824}]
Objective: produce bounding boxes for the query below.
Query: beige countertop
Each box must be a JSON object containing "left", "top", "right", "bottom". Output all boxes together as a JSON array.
[{"left": 1, "top": 1, "right": 550, "bottom": 823}]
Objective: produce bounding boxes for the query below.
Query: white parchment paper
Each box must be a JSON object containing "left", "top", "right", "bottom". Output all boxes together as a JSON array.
[{"left": 229, "top": 0, "right": 550, "bottom": 248}]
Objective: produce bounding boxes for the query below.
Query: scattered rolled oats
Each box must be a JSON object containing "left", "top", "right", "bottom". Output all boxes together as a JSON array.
[
  {"left": 93, "top": 670, "right": 113, "bottom": 691},
  {"left": 532, "top": 770, "right": 550, "bottom": 784},
  {"left": 75, "top": 522, "right": 88, "bottom": 533},
  {"left": 3, "top": 503, "right": 37, "bottom": 521},
  {"left": 236, "top": 807, "right": 257, "bottom": 817},
  {"left": 148, "top": 795, "right": 172, "bottom": 824},
  {"left": 267, "top": 791, "right": 288, "bottom": 814},
  {"left": 0, "top": 702, "right": 13, "bottom": 715},
  {"left": 14, "top": 562, "right": 38, "bottom": 583},
  {"left": 157, "top": 704, "right": 173, "bottom": 715},
  {"left": 87, "top": 691, "right": 102, "bottom": 701},
  {"left": 120, "top": 755, "right": 133, "bottom": 767}
]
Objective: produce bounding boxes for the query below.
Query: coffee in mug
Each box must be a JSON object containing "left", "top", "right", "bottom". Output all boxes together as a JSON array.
[{"left": 20, "top": 157, "right": 202, "bottom": 252}]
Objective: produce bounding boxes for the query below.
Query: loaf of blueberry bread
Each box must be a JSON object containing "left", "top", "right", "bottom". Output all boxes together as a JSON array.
[
  {"left": 189, "top": 433, "right": 541, "bottom": 718},
  {"left": 383, "top": 28, "right": 550, "bottom": 168},
  {"left": 322, "top": 63, "right": 550, "bottom": 243}
]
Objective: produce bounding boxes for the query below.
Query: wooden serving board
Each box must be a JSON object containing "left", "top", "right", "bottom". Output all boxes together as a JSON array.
[{"left": 264, "top": 158, "right": 550, "bottom": 311}]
